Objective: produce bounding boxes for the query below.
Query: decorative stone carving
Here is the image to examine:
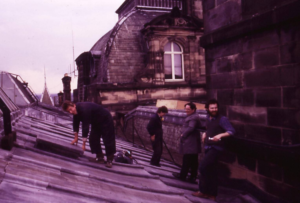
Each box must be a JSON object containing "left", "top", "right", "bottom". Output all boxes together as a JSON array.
[{"left": 174, "top": 18, "right": 188, "bottom": 26}]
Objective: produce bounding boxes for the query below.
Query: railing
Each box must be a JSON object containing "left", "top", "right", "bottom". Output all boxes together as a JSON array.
[
  {"left": 8, "top": 72, "right": 39, "bottom": 103},
  {"left": 123, "top": 106, "right": 207, "bottom": 166},
  {"left": 117, "top": 0, "right": 183, "bottom": 19},
  {"left": 135, "top": 0, "right": 182, "bottom": 9}
]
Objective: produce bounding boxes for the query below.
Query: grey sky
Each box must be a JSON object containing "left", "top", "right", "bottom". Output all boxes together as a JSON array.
[{"left": 0, "top": 0, "right": 125, "bottom": 94}]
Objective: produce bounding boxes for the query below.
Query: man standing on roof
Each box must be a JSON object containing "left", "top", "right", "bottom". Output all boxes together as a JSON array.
[
  {"left": 62, "top": 101, "right": 116, "bottom": 168},
  {"left": 173, "top": 102, "right": 201, "bottom": 183},
  {"left": 147, "top": 106, "right": 168, "bottom": 167},
  {"left": 192, "top": 99, "right": 235, "bottom": 201}
]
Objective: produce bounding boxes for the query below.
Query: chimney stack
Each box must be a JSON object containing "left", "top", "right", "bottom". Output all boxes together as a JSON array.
[{"left": 62, "top": 74, "right": 71, "bottom": 101}]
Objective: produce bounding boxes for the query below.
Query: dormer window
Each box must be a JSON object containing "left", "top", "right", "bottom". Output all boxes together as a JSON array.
[
  {"left": 164, "top": 42, "right": 184, "bottom": 81},
  {"left": 90, "top": 51, "right": 101, "bottom": 77}
]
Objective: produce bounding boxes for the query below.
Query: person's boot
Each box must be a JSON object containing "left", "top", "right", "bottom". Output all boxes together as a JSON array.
[{"left": 106, "top": 154, "right": 114, "bottom": 168}]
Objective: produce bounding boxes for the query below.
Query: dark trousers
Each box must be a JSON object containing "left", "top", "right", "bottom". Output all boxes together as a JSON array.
[
  {"left": 180, "top": 154, "right": 198, "bottom": 179},
  {"left": 198, "top": 147, "right": 220, "bottom": 196},
  {"left": 89, "top": 118, "right": 116, "bottom": 157},
  {"left": 150, "top": 137, "right": 163, "bottom": 165}
]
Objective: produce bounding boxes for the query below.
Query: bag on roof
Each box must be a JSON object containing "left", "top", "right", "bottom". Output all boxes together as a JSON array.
[{"left": 114, "top": 150, "right": 133, "bottom": 164}]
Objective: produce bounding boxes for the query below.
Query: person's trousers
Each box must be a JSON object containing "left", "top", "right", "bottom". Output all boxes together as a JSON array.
[
  {"left": 89, "top": 129, "right": 103, "bottom": 156},
  {"left": 179, "top": 154, "right": 198, "bottom": 179},
  {"left": 89, "top": 117, "right": 116, "bottom": 157},
  {"left": 150, "top": 137, "right": 163, "bottom": 165},
  {"left": 198, "top": 147, "right": 220, "bottom": 196}
]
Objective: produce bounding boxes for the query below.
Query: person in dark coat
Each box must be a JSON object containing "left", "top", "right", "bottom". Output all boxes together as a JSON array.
[
  {"left": 173, "top": 102, "right": 201, "bottom": 183},
  {"left": 192, "top": 99, "right": 235, "bottom": 201},
  {"left": 147, "top": 106, "right": 168, "bottom": 167},
  {"left": 62, "top": 101, "right": 116, "bottom": 168}
]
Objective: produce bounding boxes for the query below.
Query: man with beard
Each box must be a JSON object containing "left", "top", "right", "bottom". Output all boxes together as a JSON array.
[
  {"left": 192, "top": 99, "right": 235, "bottom": 201},
  {"left": 62, "top": 101, "right": 116, "bottom": 168}
]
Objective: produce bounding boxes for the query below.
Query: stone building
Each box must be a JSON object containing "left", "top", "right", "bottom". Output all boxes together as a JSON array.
[
  {"left": 200, "top": 0, "right": 300, "bottom": 202},
  {"left": 71, "top": 0, "right": 300, "bottom": 202},
  {"left": 74, "top": 0, "right": 206, "bottom": 113}
]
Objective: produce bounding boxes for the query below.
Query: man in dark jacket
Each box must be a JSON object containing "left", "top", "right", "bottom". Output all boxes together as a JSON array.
[
  {"left": 147, "top": 106, "right": 168, "bottom": 167},
  {"left": 62, "top": 101, "right": 116, "bottom": 168},
  {"left": 173, "top": 102, "right": 201, "bottom": 183},
  {"left": 192, "top": 99, "right": 235, "bottom": 201}
]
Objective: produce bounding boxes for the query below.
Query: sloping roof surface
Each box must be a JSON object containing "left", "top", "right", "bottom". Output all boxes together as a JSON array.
[
  {"left": 90, "top": 30, "right": 113, "bottom": 52},
  {"left": 0, "top": 104, "right": 260, "bottom": 203}
]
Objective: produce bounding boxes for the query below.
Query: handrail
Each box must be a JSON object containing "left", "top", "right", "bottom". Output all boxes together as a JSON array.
[
  {"left": 133, "top": 123, "right": 146, "bottom": 148},
  {"left": 162, "top": 139, "right": 178, "bottom": 165},
  {"left": 135, "top": 0, "right": 182, "bottom": 9},
  {"left": 3, "top": 71, "right": 39, "bottom": 103}
]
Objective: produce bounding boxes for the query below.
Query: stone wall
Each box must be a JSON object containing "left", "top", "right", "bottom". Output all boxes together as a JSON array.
[
  {"left": 123, "top": 106, "right": 207, "bottom": 165},
  {"left": 200, "top": 0, "right": 300, "bottom": 202},
  {"left": 97, "top": 86, "right": 206, "bottom": 112}
]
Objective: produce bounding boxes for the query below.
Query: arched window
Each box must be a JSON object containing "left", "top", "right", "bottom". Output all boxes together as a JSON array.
[{"left": 164, "top": 42, "right": 184, "bottom": 81}]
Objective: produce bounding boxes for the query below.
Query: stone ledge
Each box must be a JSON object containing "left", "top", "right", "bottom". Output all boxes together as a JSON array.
[
  {"left": 36, "top": 134, "right": 83, "bottom": 159},
  {"left": 125, "top": 106, "right": 207, "bottom": 127}
]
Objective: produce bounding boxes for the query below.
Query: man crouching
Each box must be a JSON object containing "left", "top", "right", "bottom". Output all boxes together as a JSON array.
[{"left": 62, "top": 101, "right": 116, "bottom": 168}]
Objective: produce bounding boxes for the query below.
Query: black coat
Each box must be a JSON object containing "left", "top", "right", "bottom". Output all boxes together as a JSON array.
[
  {"left": 147, "top": 114, "right": 163, "bottom": 140},
  {"left": 73, "top": 102, "right": 112, "bottom": 138}
]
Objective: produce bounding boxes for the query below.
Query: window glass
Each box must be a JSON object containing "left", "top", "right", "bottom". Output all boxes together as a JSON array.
[
  {"left": 163, "top": 42, "right": 184, "bottom": 81},
  {"left": 164, "top": 42, "right": 171, "bottom": 51},
  {"left": 173, "top": 43, "right": 181, "bottom": 52},
  {"left": 164, "top": 54, "right": 172, "bottom": 79},
  {"left": 174, "top": 54, "right": 183, "bottom": 79}
]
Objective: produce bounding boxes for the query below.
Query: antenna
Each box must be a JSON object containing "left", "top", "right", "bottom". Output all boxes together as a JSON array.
[
  {"left": 72, "top": 29, "right": 77, "bottom": 77},
  {"left": 44, "top": 66, "right": 47, "bottom": 88}
]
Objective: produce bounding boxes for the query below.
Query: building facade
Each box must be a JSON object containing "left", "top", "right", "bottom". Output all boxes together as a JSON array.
[
  {"left": 74, "top": 0, "right": 206, "bottom": 113},
  {"left": 200, "top": 0, "right": 300, "bottom": 202},
  {"left": 72, "top": 1, "right": 300, "bottom": 201}
]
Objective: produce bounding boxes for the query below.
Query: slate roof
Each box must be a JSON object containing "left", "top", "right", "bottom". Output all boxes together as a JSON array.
[
  {"left": 0, "top": 72, "right": 261, "bottom": 203},
  {"left": 0, "top": 100, "right": 262, "bottom": 203},
  {"left": 88, "top": 10, "right": 168, "bottom": 83},
  {"left": 5, "top": 107, "right": 192, "bottom": 202},
  {"left": 0, "top": 72, "right": 259, "bottom": 203}
]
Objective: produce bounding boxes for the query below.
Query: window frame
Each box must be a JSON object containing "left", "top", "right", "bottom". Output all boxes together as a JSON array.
[{"left": 164, "top": 42, "right": 185, "bottom": 82}]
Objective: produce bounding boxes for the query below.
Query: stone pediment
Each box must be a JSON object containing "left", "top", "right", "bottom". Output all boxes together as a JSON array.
[{"left": 143, "top": 8, "right": 203, "bottom": 29}]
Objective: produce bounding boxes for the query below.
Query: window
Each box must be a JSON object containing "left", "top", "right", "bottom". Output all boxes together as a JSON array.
[
  {"left": 90, "top": 51, "right": 101, "bottom": 77},
  {"left": 164, "top": 42, "right": 184, "bottom": 81}
]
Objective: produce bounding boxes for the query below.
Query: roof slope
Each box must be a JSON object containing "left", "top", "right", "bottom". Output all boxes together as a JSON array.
[
  {"left": 89, "top": 10, "right": 164, "bottom": 83},
  {"left": 1, "top": 105, "right": 195, "bottom": 202},
  {"left": 90, "top": 30, "right": 112, "bottom": 52},
  {"left": 0, "top": 103, "right": 260, "bottom": 203},
  {"left": 106, "top": 10, "right": 162, "bottom": 83}
]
